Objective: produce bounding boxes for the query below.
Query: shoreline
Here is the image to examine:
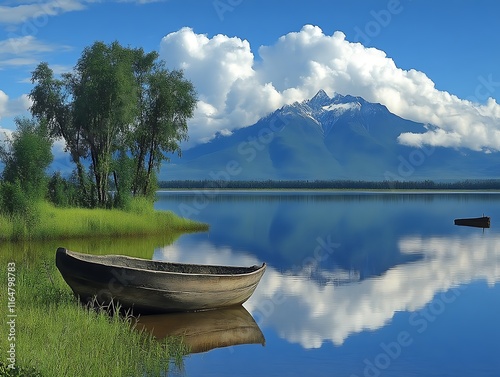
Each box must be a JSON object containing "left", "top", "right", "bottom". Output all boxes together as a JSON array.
[
  {"left": 158, "top": 179, "right": 500, "bottom": 191},
  {"left": 0, "top": 201, "right": 208, "bottom": 242},
  {"left": 157, "top": 188, "right": 500, "bottom": 193},
  {"left": 0, "top": 250, "right": 188, "bottom": 376},
  {"left": 0, "top": 206, "right": 201, "bottom": 375}
]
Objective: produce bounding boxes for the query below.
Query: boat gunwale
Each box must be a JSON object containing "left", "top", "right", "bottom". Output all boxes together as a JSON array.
[{"left": 57, "top": 248, "right": 266, "bottom": 278}]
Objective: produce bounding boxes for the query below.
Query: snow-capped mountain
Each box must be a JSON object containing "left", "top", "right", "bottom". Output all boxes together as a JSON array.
[
  {"left": 161, "top": 90, "right": 500, "bottom": 181},
  {"left": 279, "top": 89, "right": 390, "bottom": 138}
]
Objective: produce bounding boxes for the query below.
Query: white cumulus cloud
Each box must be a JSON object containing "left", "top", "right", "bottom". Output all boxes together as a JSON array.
[
  {"left": 0, "top": 0, "right": 166, "bottom": 26},
  {"left": 0, "top": 90, "right": 31, "bottom": 120},
  {"left": 0, "top": 36, "right": 71, "bottom": 69},
  {"left": 0, "top": 90, "right": 8, "bottom": 117},
  {"left": 0, "top": 0, "right": 87, "bottom": 25},
  {"left": 159, "top": 25, "right": 500, "bottom": 152}
]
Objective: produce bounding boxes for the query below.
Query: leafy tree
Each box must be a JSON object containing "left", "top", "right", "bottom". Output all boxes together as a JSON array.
[
  {"left": 47, "top": 172, "right": 78, "bottom": 207},
  {"left": 30, "top": 41, "right": 196, "bottom": 208},
  {"left": 29, "top": 63, "right": 88, "bottom": 198},
  {"left": 111, "top": 150, "right": 135, "bottom": 209},
  {"left": 0, "top": 117, "right": 53, "bottom": 201},
  {"left": 129, "top": 48, "right": 160, "bottom": 198},
  {"left": 0, "top": 117, "right": 53, "bottom": 233},
  {"left": 131, "top": 66, "right": 196, "bottom": 198},
  {"left": 72, "top": 41, "right": 138, "bottom": 205}
]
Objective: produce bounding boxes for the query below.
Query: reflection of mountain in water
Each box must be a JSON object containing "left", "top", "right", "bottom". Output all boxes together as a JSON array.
[
  {"left": 155, "top": 233, "right": 500, "bottom": 349},
  {"left": 160, "top": 191, "right": 481, "bottom": 279}
]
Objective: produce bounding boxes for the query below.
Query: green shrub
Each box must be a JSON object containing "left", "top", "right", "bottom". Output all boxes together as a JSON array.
[
  {"left": 0, "top": 181, "right": 41, "bottom": 240},
  {"left": 47, "top": 172, "right": 78, "bottom": 207},
  {"left": 0, "top": 117, "right": 52, "bottom": 202}
]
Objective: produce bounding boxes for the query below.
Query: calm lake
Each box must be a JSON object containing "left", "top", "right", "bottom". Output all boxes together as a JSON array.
[{"left": 151, "top": 190, "right": 500, "bottom": 377}]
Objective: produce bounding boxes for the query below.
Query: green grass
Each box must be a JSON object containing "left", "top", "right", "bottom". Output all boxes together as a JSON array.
[
  {"left": 0, "top": 198, "right": 207, "bottom": 375},
  {"left": 0, "top": 250, "right": 189, "bottom": 377},
  {"left": 0, "top": 200, "right": 208, "bottom": 241}
]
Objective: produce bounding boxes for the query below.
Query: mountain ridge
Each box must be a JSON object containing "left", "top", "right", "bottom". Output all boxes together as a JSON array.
[{"left": 161, "top": 90, "right": 500, "bottom": 181}]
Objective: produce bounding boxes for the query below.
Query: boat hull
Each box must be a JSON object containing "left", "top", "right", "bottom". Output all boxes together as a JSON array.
[
  {"left": 56, "top": 248, "right": 266, "bottom": 313},
  {"left": 454, "top": 216, "right": 490, "bottom": 228}
]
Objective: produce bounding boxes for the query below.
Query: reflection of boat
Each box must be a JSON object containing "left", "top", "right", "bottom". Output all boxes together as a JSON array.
[
  {"left": 454, "top": 216, "right": 490, "bottom": 228},
  {"left": 55, "top": 248, "right": 266, "bottom": 313},
  {"left": 136, "top": 306, "right": 265, "bottom": 353}
]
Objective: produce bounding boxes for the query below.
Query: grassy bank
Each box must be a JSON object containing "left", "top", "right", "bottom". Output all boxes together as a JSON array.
[
  {"left": 0, "top": 244, "right": 189, "bottom": 376},
  {"left": 0, "top": 199, "right": 207, "bottom": 375},
  {"left": 0, "top": 199, "right": 208, "bottom": 241}
]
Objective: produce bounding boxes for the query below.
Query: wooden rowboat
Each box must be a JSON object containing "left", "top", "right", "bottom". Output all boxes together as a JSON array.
[
  {"left": 454, "top": 216, "right": 490, "bottom": 228},
  {"left": 55, "top": 248, "right": 266, "bottom": 314},
  {"left": 136, "top": 306, "right": 265, "bottom": 353}
]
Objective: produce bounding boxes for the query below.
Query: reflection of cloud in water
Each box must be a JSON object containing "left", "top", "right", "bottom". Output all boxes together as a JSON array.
[
  {"left": 399, "top": 234, "right": 500, "bottom": 288},
  {"left": 154, "top": 234, "right": 500, "bottom": 349}
]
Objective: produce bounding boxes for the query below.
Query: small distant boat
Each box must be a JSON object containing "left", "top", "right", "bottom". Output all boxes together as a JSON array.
[
  {"left": 137, "top": 306, "right": 265, "bottom": 353},
  {"left": 454, "top": 216, "right": 490, "bottom": 228},
  {"left": 56, "top": 248, "right": 266, "bottom": 314}
]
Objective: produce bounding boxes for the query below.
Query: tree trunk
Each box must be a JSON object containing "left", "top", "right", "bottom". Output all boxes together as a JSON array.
[
  {"left": 144, "top": 139, "right": 156, "bottom": 196},
  {"left": 113, "top": 170, "right": 119, "bottom": 195},
  {"left": 132, "top": 146, "right": 145, "bottom": 196},
  {"left": 90, "top": 147, "right": 109, "bottom": 207}
]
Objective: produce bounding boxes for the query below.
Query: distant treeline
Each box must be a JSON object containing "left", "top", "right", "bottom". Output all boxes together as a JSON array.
[{"left": 158, "top": 179, "right": 500, "bottom": 190}]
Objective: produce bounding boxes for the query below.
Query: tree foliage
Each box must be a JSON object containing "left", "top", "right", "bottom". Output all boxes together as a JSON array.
[
  {"left": 47, "top": 172, "right": 79, "bottom": 207},
  {"left": 72, "top": 41, "right": 138, "bottom": 204},
  {"left": 29, "top": 41, "right": 196, "bottom": 208},
  {"left": 0, "top": 117, "right": 53, "bottom": 232},
  {"left": 0, "top": 117, "right": 53, "bottom": 201},
  {"left": 30, "top": 62, "right": 88, "bottom": 199},
  {"left": 131, "top": 66, "right": 195, "bottom": 198}
]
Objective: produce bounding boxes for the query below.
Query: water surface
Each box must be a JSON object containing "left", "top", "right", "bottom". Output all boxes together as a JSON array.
[{"left": 153, "top": 191, "right": 500, "bottom": 377}]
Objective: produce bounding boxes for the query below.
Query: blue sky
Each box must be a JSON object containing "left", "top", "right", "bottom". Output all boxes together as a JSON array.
[{"left": 1, "top": 0, "right": 500, "bottom": 151}]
